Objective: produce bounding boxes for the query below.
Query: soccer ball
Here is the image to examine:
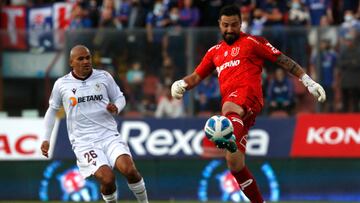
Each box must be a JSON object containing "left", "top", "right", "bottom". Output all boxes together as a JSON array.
[{"left": 204, "top": 115, "right": 234, "bottom": 141}]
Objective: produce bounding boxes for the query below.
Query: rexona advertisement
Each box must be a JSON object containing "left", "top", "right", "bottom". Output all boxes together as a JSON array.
[
  {"left": 52, "top": 117, "right": 295, "bottom": 159},
  {"left": 291, "top": 114, "right": 360, "bottom": 157},
  {"left": 0, "top": 117, "right": 294, "bottom": 160},
  {"left": 4, "top": 114, "right": 360, "bottom": 159}
]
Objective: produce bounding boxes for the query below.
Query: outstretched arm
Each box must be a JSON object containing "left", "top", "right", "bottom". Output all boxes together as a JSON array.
[
  {"left": 275, "top": 53, "right": 306, "bottom": 78},
  {"left": 171, "top": 72, "right": 203, "bottom": 99},
  {"left": 41, "top": 107, "right": 58, "bottom": 158},
  {"left": 183, "top": 72, "right": 203, "bottom": 90},
  {"left": 275, "top": 53, "right": 326, "bottom": 102}
]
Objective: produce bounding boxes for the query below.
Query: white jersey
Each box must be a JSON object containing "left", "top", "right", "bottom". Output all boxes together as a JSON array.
[{"left": 49, "top": 69, "right": 125, "bottom": 146}]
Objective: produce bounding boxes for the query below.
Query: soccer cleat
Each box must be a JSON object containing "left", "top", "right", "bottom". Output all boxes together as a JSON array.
[{"left": 213, "top": 135, "right": 238, "bottom": 153}]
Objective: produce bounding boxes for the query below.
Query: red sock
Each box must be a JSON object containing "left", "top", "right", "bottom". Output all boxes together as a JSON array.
[
  {"left": 231, "top": 166, "right": 264, "bottom": 203},
  {"left": 225, "top": 112, "right": 247, "bottom": 152}
]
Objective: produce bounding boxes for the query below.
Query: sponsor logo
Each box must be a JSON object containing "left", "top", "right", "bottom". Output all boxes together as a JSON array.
[
  {"left": 69, "top": 97, "right": 77, "bottom": 106},
  {"left": 307, "top": 127, "right": 360, "bottom": 144},
  {"left": 246, "top": 129, "right": 269, "bottom": 156},
  {"left": 69, "top": 94, "right": 103, "bottom": 106},
  {"left": 119, "top": 121, "right": 269, "bottom": 157},
  {"left": 216, "top": 60, "right": 240, "bottom": 77},
  {"left": 228, "top": 90, "right": 238, "bottom": 98},
  {"left": 291, "top": 114, "right": 360, "bottom": 157},
  {"left": 0, "top": 118, "right": 58, "bottom": 160},
  {"left": 0, "top": 134, "right": 37, "bottom": 155}
]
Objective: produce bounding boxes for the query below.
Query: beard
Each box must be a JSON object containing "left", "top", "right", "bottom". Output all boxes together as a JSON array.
[{"left": 222, "top": 32, "right": 240, "bottom": 45}]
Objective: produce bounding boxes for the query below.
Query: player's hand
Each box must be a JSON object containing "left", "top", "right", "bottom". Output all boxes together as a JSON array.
[
  {"left": 307, "top": 82, "right": 326, "bottom": 102},
  {"left": 41, "top": 140, "right": 50, "bottom": 158},
  {"left": 300, "top": 74, "right": 326, "bottom": 103},
  {"left": 106, "top": 103, "right": 118, "bottom": 114},
  {"left": 171, "top": 80, "right": 188, "bottom": 99},
  {"left": 213, "top": 135, "right": 238, "bottom": 153}
]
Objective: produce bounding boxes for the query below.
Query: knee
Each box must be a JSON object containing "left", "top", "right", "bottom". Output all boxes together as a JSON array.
[
  {"left": 222, "top": 102, "right": 245, "bottom": 118},
  {"left": 99, "top": 171, "right": 116, "bottom": 187}
]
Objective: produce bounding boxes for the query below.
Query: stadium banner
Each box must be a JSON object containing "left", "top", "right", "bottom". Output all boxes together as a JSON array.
[
  {"left": 0, "top": 118, "right": 59, "bottom": 160},
  {"left": 291, "top": 114, "right": 360, "bottom": 157},
  {"left": 52, "top": 117, "right": 295, "bottom": 160},
  {"left": 0, "top": 159, "right": 360, "bottom": 201},
  {"left": 52, "top": 2, "right": 73, "bottom": 49},
  {"left": 28, "top": 6, "right": 54, "bottom": 51},
  {"left": 0, "top": 6, "right": 27, "bottom": 50}
]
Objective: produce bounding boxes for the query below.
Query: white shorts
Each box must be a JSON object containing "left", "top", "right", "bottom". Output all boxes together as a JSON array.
[{"left": 73, "top": 134, "right": 132, "bottom": 178}]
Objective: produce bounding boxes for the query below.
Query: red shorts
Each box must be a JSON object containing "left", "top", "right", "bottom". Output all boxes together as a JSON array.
[
  {"left": 201, "top": 88, "right": 263, "bottom": 156},
  {"left": 222, "top": 89, "right": 263, "bottom": 152}
]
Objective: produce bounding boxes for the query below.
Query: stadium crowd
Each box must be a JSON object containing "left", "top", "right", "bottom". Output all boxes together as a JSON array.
[{"left": 1, "top": 0, "right": 360, "bottom": 117}]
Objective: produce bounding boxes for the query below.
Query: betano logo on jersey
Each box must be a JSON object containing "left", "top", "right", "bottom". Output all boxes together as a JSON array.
[
  {"left": 216, "top": 60, "right": 240, "bottom": 76},
  {"left": 69, "top": 94, "right": 103, "bottom": 106}
]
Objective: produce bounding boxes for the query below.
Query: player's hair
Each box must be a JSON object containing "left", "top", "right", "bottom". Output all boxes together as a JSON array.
[{"left": 219, "top": 4, "right": 242, "bottom": 21}]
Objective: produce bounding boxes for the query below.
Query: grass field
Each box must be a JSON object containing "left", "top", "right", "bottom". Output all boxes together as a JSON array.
[{"left": 0, "top": 201, "right": 358, "bottom": 203}]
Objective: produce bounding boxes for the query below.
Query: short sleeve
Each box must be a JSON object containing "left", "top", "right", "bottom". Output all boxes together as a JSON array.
[
  {"left": 248, "top": 36, "right": 282, "bottom": 62},
  {"left": 194, "top": 47, "right": 216, "bottom": 79},
  {"left": 49, "top": 80, "right": 62, "bottom": 110}
]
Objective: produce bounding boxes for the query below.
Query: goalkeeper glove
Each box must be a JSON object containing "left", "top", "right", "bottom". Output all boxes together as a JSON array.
[
  {"left": 300, "top": 74, "right": 326, "bottom": 103},
  {"left": 171, "top": 80, "right": 188, "bottom": 99},
  {"left": 213, "top": 135, "right": 238, "bottom": 153}
]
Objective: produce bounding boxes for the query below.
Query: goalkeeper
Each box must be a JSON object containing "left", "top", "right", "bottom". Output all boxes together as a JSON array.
[{"left": 171, "top": 5, "right": 325, "bottom": 203}]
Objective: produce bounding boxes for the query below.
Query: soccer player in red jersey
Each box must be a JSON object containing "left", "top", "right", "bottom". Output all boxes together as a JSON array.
[{"left": 171, "top": 5, "right": 326, "bottom": 203}]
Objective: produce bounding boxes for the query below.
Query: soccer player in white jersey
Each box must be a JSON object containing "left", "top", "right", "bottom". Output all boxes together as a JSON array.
[{"left": 40, "top": 45, "right": 149, "bottom": 203}]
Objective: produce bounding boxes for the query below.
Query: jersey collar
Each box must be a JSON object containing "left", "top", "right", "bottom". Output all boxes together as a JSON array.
[{"left": 71, "top": 69, "right": 93, "bottom": 81}]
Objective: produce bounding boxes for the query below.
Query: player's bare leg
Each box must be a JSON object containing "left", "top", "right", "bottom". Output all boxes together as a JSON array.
[
  {"left": 222, "top": 101, "right": 264, "bottom": 203},
  {"left": 115, "top": 154, "right": 149, "bottom": 203},
  {"left": 94, "top": 165, "right": 117, "bottom": 203}
]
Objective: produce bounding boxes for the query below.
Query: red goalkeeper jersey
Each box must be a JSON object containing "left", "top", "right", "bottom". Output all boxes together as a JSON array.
[{"left": 195, "top": 32, "right": 282, "bottom": 107}]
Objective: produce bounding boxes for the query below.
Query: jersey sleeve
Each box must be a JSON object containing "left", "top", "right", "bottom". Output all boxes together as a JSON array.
[
  {"left": 248, "top": 36, "right": 282, "bottom": 62},
  {"left": 49, "top": 80, "right": 62, "bottom": 110},
  {"left": 105, "top": 72, "right": 126, "bottom": 112},
  {"left": 194, "top": 47, "right": 216, "bottom": 79}
]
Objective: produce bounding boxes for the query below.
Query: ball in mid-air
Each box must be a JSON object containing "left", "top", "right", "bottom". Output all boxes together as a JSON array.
[{"left": 204, "top": 115, "right": 234, "bottom": 141}]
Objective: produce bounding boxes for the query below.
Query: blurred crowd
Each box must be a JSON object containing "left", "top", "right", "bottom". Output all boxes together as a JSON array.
[
  {"left": 1, "top": 0, "right": 360, "bottom": 118},
  {"left": 3, "top": 0, "right": 360, "bottom": 28}
]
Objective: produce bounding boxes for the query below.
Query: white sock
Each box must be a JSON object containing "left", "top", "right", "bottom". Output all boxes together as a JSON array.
[
  {"left": 128, "top": 178, "right": 149, "bottom": 203},
  {"left": 102, "top": 190, "right": 117, "bottom": 203}
]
